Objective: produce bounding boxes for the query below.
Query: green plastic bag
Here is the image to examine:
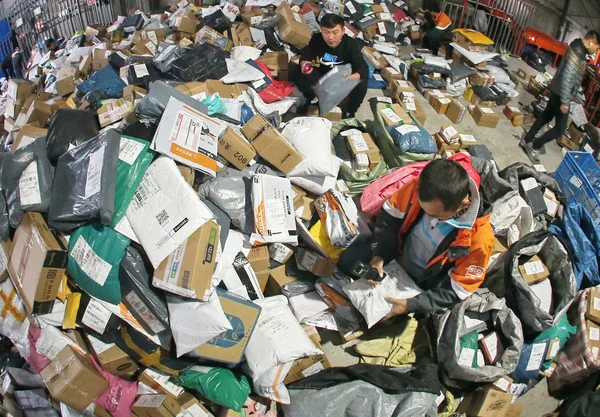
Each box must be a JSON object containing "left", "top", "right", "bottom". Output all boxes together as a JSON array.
[
  {"left": 534, "top": 315, "right": 577, "bottom": 370},
  {"left": 111, "top": 135, "right": 154, "bottom": 227},
  {"left": 68, "top": 223, "right": 130, "bottom": 305},
  {"left": 370, "top": 99, "right": 435, "bottom": 168},
  {"left": 177, "top": 368, "right": 251, "bottom": 411},
  {"left": 330, "top": 118, "right": 389, "bottom": 196},
  {"left": 459, "top": 330, "right": 479, "bottom": 369}
]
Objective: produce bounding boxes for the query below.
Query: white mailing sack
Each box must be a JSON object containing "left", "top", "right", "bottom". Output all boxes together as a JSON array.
[
  {"left": 126, "top": 156, "right": 214, "bottom": 268},
  {"left": 343, "top": 261, "right": 423, "bottom": 328},
  {"left": 251, "top": 174, "right": 298, "bottom": 245},
  {"left": 151, "top": 96, "right": 224, "bottom": 178}
]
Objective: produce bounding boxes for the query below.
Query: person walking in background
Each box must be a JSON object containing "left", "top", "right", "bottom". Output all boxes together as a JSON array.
[{"left": 521, "top": 30, "right": 600, "bottom": 163}]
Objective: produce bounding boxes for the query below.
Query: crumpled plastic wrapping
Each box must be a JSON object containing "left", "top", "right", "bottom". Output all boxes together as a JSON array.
[
  {"left": 77, "top": 66, "right": 127, "bottom": 98},
  {"left": 48, "top": 130, "right": 120, "bottom": 232},
  {"left": 220, "top": 59, "right": 264, "bottom": 83},
  {"left": 436, "top": 289, "right": 523, "bottom": 388},
  {"left": 199, "top": 164, "right": 276, "bottom": 235},
  {"left": 1, "top": 138, "right": 54, "bottom": 228},
  {"left": 314, "top": 64, "right": 360, "bottom": 114},
  {"left": 46, "top": 109, "right": 100, "bottom": 164},
  {"left": 171, "top": 44, "right": 229, "bottom": 82},
  {"left": 483, "top": 230, "right": 577, "bottom": 337},
  {"left": 315, "top": 190, "right": 359, "bottom": 248},
  {"left": 152, "top": 43, "right": 189, "bottom": 74}
]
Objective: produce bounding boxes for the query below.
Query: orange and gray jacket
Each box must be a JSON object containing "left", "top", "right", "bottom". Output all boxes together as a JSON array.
[{"left": 371, "top": 179, "right": 494, "bottom": 314}]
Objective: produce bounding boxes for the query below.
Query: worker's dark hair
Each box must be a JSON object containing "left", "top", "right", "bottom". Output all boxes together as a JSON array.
[
  {"left": 426, "top": 0, "right": 442, "bottom": 13},
  {"left": 584, "top": 30, "right": 600, "bottom": 43},
  {"left": 44, "top": 38, "right": 55, "bottom": 49},
  {"left": 418, "top": 159, "right": 471, "bottom": 212},
  {"left": 321, "top": 13, "right": 345, "bottom": 29}
]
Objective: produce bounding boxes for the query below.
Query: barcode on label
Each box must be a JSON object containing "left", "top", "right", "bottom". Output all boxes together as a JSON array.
[
  {"left": 19, "top": 162, "right": 41, "bottom": 206},
  {"left": 156, "top": 209, "right": 170, "bottom": 227},
  {"left": 85, "top": 146, "right": 105, "bottom": 198},
  {"left": 81, "top": 299, "right": 112, "bottom": 334},
  {"left": 131, "top": 175, "right": 161, "bottom": 211},
  {"left": 70, "top": 236, "right": 113, "bottom": 286},
  {"left": 124, "top": 291, "right": 166, "bottom": 333}
]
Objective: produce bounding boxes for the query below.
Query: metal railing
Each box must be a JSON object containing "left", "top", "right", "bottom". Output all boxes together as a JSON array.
[
  {"left": 442, "top": 0, "right": 535, "bottom": 56},
  {"left": 5, "top": 0, "right": 159, "bottom": 61}
]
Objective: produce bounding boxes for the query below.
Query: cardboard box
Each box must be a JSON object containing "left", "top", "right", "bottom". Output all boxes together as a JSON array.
[
  {"left": 265, "top": 265, "right": 297, "bottom": 296},
  {"left": 543, "top": 188, "right": 560, "bottom": 217},
  {"left": 378, "top": 103, "right": 412, "bottom": 127},
  {"left": 345, "top": 132, "right": 381, "bottom": 169},
  {"left": 132, "top": 394, "right": 182, "bottom": 417},
  {"left": 268, "top": 243, "right": 293, "bottom": 265},
  {"left": 432, "top": 96, "right": 452, "bottom": 114},
  {"left": 242, "top": 8, "right": 264, "bottom": 26},
  {"left": 457, "top": 385, "right": 513, "bottom": 417},
  {"left": 79, "top": 55, "right": 93, "bottom": 75},
  {"left": 241, "top": 114, "right": 303, "bottom": 174},
  {"left": 459, "top": 134, "right": 478, "bottom": 148},
  {"left": 455, "top": 32, "right": 488, "bottom": 52},
  {"left": 152, "top": 97, "right": 222, "bottom": 177},
  {"left": 587, "top": 319, "right": 600, "bottom": 352},
  {"left": 248, "top": 246, "right": 270, "bottom": 272},
  {"left": 257, "top": 51, "right": 288, "bottom": 78},
  {"left": 518, "top": 255, "right": 550, "bottom": 285},
  {"left": 381, "top": 66, "right": 403, "bottom": 85},
  {"left": 137, "top": 369, "right": 184, "bottom": 399},
  {"left": 546, "top": 338, "right": 561, "bottom": 361},
  {"left": 392, "top": 80, "right": 416, "bottom": 97},
  {"left": 307, "top": 105, "right": 342, "bottom": 121},
  {"left": 97, "top": 99, "right": 132, "bottom": 128},
  {"left": 194, "top": 291, "right": 261, "bottom": 364},
  {"left": 361, "top": 46, "right": 387, "bottom": 70},
  {"left": 469, "top": 71, "right": 495, "bottom": 87},
  {"left": 276, "top": 3, "right": 311, "bottom": 48},
  {"left": 24, "top": 100, "right": 58, "bottom": 126},
  {"left": 296, "top": 249, "right": 336, "bottom": 277},
  {"left": 440, "top": 124, "right": 460, "bottom": 143},
  {"left": 153, "top": 220, "right": 220, "bottom": 302},
  {"left": 586, "top": 287, "right": 600, "bottom": 324},
  {"left": 558, "top": 134, "right": 581, "bottom": 151},
  {"left": 255, "top": 269, "right": 270, "bottom": 292},
  {"left": 472, "top": 105, "right": 500, "bottom": 128},
  {"left": 55, "top": 65, "right": 80, "bottom": 97},
  {"left": 40, "top": 346, "right": 108, "bottom": 412},
  {"left": 218, "top": 127, "right": 256, "bottom": 170},
  {"left": 4, "top": 97, "right": 22, "bottom": 120},
  {"left": 8, "top": 213, "right": 67, "bottom": 315},
  {"left": 435, "top": 133, "right": 461, "bottom": 153},
  {"left": 446, "top": 98, "right": 467, "bottom": 124},
  {"left": 505, "top": 404, "right": 524, "bottom": 417},
  {"left": 86, "top": 335, "right": 138, "bottom": 377},
  {"left": 7, "top": 79, "right": 33, "bottom": 104},
  {"left": 492, "top": 376, "right": 513, "bottom": 393},
  {"left": 568, "top": 123, "right": 585, "bottom": 144},
  {"left": 283, "top": 340, "right": 330, "bottom": 384},
  {"left": 123, "top": 85, "right": 147, "bottom": 105},
  {"left": 479, "top": 331, "right": 504, "bottom": 365},
  {"left": 173, "top": 16, "right": 197, "bottom": 34}
]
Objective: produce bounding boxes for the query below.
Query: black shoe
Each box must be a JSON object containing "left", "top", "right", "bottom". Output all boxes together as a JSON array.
[{"left": 520, "top": 140, "right": 541, "bottom": 163}]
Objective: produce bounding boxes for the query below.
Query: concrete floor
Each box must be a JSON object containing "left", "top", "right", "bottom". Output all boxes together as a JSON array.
[{"left": 319, "top": 51, "right": 565, "bottom": 415}]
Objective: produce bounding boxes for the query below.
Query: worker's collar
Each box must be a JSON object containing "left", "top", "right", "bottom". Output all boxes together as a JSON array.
[{"left": 441, "top": 177, "right": 481, "bottom": 230}]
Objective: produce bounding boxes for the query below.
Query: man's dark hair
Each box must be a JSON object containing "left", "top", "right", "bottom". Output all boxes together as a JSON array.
[
  {"left": 585, "top": 30, "right": 600, "bottom": 44},
  {"left": 418, "top": 159, "right": 470, "bottom": 211},
  {"left": 426, "top": 0, "right": 442, "bottom": 13},
  {"left": 44, "top": 38, "right": 55, "bottom": 49},
  {"left": 321, "top": 13, "right": 345, "bottom": 29}
]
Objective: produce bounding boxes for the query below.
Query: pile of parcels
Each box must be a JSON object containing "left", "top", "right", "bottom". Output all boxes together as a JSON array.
[{"left": 0, "top": 1, "right": 599, "bottom": 417}]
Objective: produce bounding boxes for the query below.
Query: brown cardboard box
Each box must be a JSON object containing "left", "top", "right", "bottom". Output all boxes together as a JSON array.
[
  {"left": 298, "top": 196, "right": 315, "bottom": 222},
  {"left": 132, "top": 394, "right": 182, "bottom": 417},
  {"left": 7, "top": 79, "right": 33, "bottom": 104},
  {"left": 4, "top": 97, "right": 22, "bottom": 120},
  {"left": 218, "top": 127, "right": 256, "bottom": 170},
  {"left": 40, "top": 346, "right": 108, "bottom": 412},
  {"left": 346, "top": 132, "right": 381, "bottom": 169},
  {"left": 137, "top": 369, "right": 184, "bottom": 399},
  {"left": 505, "top": 404, "right": 524, "bottom": 417},
  {"left": 479, "top": 331, "right": 504, "bottom": 365},
  {"left": 381, "top": 66, "right": 403, "bottom": 85},
  {"left": 97, "top": 99, "right": 132, "bottom": 128},
  {"left": 587, "top": 320, "right": 600, "bottom": 354},
  {"left": 24, "top": 100, "right": 58, "bottom": 126},
  {"left": 459, "top": 133, "right": 479, "bottom": 148},
  {"left": 392, "top": 79, "right": 416, "bottom": 97},
  {"left": 586, "top": 287, "right": 600, "bottom": 324},
  {"left": 446, "top": 98, "right": 467, "bottom": 124},
  {"left": 153, "top": 220, "right": 219, "bottom": 302},
  {"left": 276, "top": 3, "right": 311, "bottom": 48},
  {"left": 173, "top": 16, "right": 197, "bottom": 34},
  {"left": 55, "top": 66, "right": 80, "bottom": 97},
  {"left": 248, "top": 246, "right": 270, "bottom": 272},
  {"left": 472, "top": 105, "right": 500, "bottom": 128},
  {"left": 361, "top": 46, "right": 387, "bottom": 70},
  {"left": 307, "top": 105, "right": 343, "bottom": 121},
  {"left": 9, "top": 212, "right": 67, "bottom": 315},
  {"left": 457, "top": 385, "right": 513, "bottom": 417},
  {"left": 491, "top": 376, "right": 513, "bottom": 393},
  {"left": 268, "top": 243, "right": 294, "bottom": 265},
  {"left": 265, "top": 265, "right": 297, "bottom": 296},
  {"left": 123, "top": 85, "right": 147, "bottom": 105},
  {"left": 432, "top": 96, "right": 452, "bottom": 114},
  {"left": 455, "top": 32, "right": 488, "bottom": 52},
  {"left": 255, "top": 269, "right": 270, "bottom": 292},
  {"left": 242, "top": 8, "right": 264, "bottom": 26},
  {"left": 518, "top": 255, "right": 550, "bottom": 285},
  {"left": 568, "top": 123, "right": 585, "bottom": 144},
  {"left": 205, "top": 80, "right": 248, "bottom": 98},
  {"left": 230, "top": 23, "right": 254, "bottom": 48},
  {"left": 378, "top": 103, "right": 412, "bottom": 126},
  {"left": 296, "top": 249, "right": 336, "bottom": 277},
  {"left": 193, "top": 291, "right": 261, "bottom": 364},
  {"left": 257, "top": 51, "right": 289, "bottom": 78},
  {"left": 79, "top": 55, "right": 92, "bottom": 75},
  {"left": 283, "top": 339, "right": 331, "bottom": 384},
  {"left": 241, "top": 114, "right": 303, "bottom": 174},
  {"left": 558, "top": 135, "right": 580, "bottom": 151},
  {"left": 440, "top": 124, "right": 460, "bottom": 143},
  {"left": 546, "top": 338, "right": 561, "bottom": 361},
  {"left": 435, "top": 133, "right": 461, "bottom": 153},
  {"left": 86, "top": 335, "right": 138, "bottom": 377}
]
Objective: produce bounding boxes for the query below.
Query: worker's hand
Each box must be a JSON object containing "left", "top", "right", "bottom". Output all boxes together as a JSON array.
[
  {"left": 560, "top": 104, "right": 569, "bottom": 114},
  {"left": 300, "top": 61, "right": 313, "bottom": 74},
  {"left": 345, "top": 73, "right": 361, "bottom": 81},
  {"left": 367, "top": 256, "right": 385, "bottom": 286},
  {"left": 382, "top": 298, "right": 409, "bottom": 321}
]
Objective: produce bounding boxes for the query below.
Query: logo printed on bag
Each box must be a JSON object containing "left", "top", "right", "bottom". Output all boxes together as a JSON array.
[{"left": 465, "top": 265, "right": 484, "bottom": 279}]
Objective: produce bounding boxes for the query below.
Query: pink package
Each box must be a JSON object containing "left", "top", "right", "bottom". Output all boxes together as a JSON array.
[
  {"left": 26, "top": 327, "right": 50, "bottom": 373},
  {"left": 91, "top": 357, "right": 138, "bottom": 417}
]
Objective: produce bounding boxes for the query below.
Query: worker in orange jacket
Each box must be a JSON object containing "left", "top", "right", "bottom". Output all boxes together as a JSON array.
[
  {"left": 422, "top": 0, "right": 454, "bottom": 56},
  {"left": 339, "top": 159, "right": 494, "bottom": 318}
]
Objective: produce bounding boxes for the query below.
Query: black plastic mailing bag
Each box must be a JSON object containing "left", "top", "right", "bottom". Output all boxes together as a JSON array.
[
  {"left": 171, "top": 44, "right": 228, "bottom": 82},
  {"left": 152, "top": 43, "right": 189, "bottom": 74},
  {"left": 1, "top": 138, "right": 53, "bottom": 228},
  {"left": 436, "top": 289, "right": 523, "bottom": 388},
  {"left": 48, "top": 130, "right": 120, "bottom": 232},
  {"left": 203, "top": 10, "right": 232, "bottom": 33},
  {"left": 483, "top": 230, "right": 577, "bottom": 337},
  {"left": 46, "top": 109, "right": 100, "bottom": 164}
]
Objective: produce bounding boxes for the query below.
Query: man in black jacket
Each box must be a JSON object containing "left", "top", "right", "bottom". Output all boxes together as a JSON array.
[
  {"left": 521, "top": 30, "right": 599, "bottom": 163},
  {"left": 295, "top": 14, "right": 369, "bottom": 118}
]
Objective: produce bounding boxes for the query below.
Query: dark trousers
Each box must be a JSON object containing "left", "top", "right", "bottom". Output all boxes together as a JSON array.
[
  {"left": 422, "top": 25, "right": 454, "bottom": 56},
  {"left": 525, "top": 93, "right": 569, "bottom": 150},
  {"left": 292, "top": 65, "right": 368, "bottom": 115}
]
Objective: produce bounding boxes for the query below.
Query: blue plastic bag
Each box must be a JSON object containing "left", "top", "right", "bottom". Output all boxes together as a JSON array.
[
  {"left": 241, "top": 103, "right": 254, "bottom": 125},
  {"left": 510, "top": 338, "right": 549, "bottom": 381},
  {"left": 387, "top": 123, "right": 437, "bottom": 154},
  {"left": 365, "top": 58, "right": 387, "bottom": 89},
  {"left": 77, "top": 66, "right": 127, "bottom": 98}
]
